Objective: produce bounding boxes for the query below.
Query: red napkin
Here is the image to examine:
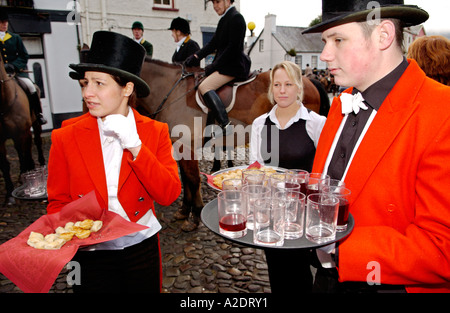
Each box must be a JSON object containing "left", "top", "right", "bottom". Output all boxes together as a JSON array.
[
  {"left": 0, "top": 190, "right": 148, "bottom": 293},
  {"left": 247, "top": 161, "right": 262, "bottom": 169},
  {"left": 200, "top": 171, "right": 216, "bottom": 188}
]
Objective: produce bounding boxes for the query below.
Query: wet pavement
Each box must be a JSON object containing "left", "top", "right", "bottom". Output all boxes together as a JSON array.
[{"left": 0, "top": 132, "right": 271, "bottom": 293}]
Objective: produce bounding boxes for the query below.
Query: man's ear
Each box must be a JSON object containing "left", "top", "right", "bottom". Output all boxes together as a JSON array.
[{"left": 377, "top": 20, "right": 397, "bottom": 51}]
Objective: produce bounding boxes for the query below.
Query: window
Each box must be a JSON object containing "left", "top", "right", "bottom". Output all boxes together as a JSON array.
[
  {"left": 295, "top": 55, "right": 302, "bottom": 68},
  {"left": 153, "top": 0, "right": 177, "bottom": 10},
  {"left": 259, "top": 40, "right": 264, "bottom": 52},
  {"left": 311, "top": 55, "right": 318, "bottom": 69}
]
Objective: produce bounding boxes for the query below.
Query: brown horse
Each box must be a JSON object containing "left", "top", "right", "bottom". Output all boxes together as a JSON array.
[
  {"left": 0, "top": 55, "right": 45, "bottom": 204},
  {"left": 137, "top": 58, "right": 327, "bottom": 230}
]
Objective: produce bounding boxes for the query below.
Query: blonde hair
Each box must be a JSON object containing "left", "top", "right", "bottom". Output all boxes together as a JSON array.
[
  {"left": 267, "top": 61, "right": 304, "bottom": 105},
  {"left": 407, "top": 35, "right": 450, "bottom": 86}
]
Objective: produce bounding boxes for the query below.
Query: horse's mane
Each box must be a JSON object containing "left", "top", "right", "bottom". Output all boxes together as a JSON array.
[{"left": 144, "top": 57, "right": 182, "bottom": 70}]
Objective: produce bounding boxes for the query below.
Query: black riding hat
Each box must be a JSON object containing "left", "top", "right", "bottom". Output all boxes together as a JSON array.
[
  {"left": 69, "top": 31, "right": 150, "bottom": 98},
  {"left": 303, "top": 0, "right": 429, "bottom": 34},
  {"left": 168, "top": 17, "right": 191, "bottom": 35}
]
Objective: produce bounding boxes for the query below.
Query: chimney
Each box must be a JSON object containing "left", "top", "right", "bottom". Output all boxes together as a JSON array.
[{"left": 265, "top": 13, "right": 277, "bottom": 34}]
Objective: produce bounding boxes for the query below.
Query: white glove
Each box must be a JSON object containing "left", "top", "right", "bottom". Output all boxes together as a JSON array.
[
  {"left": 102, "top": 114, "right": 142, "bottom": 149},
  {"left": 316, "top": 243, "right": 336, "bottom": 269},
  {"left": 318, "top": 242, "right": 335, "bottom": 254}
]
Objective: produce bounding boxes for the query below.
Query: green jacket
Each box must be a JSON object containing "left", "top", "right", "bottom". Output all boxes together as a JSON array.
[
  {"left": 139, "top": 38, "right": 153, "bottom": 57},
  {"left": 1, "top": 31, "right": 29, "bottom": 78}
]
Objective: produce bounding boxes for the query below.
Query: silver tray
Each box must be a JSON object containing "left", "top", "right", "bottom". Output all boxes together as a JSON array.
[
  {"left": 201, "top": 198, "right": 354, "bottom": 249},
  {"left": 12, "top": 185, "right": 47, "bottom": 201},
  {"left": 205, "top": 165, "right": 287, "bottom": 191}
]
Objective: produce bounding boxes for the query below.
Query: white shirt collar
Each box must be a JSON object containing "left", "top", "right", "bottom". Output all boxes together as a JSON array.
[
  {"left": 268, "top": 102, "right": 311, "bottom": 129},
  {"left": 219, "top": 5, "right": 234, "bottom": 18},
  {"left": 176, "top": 36, "right": 187, "bottom": 52}
]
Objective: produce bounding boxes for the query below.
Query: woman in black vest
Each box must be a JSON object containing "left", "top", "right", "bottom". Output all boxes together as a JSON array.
[
  {"left": 249, "top": 61, "right": 326, "bottom": 293},
  {"left": 185, "top": 0, "right": 250, "bottom": 134}
]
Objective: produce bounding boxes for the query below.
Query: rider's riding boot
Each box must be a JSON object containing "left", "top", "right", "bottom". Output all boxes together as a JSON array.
[
  {"left": 202, "top": 90, "right": 232, "bottom": 136},
  {"left": 29, "top": 92, "right": 47, "bottom": 125}
]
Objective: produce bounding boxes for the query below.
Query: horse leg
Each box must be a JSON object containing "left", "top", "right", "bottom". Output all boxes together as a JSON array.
[
  {"left": 0, "top": 141, "right": 15, "bottom": 205},
  {"left": 14, "top": 132, "right": 35, "bottom": 173},
  {"left": 211, "top": 146, "right": 221, "bottom": 173},
  {"left": 178, "top": 158, "right": 204, "bottom": 232},
  {"left": 225, "top": 146, "right": 234, "bottom": 168},
  {"left": 173, "top": 159, "right": 192, "bottom": 220},
  {"left": 32, "top": 121, "right": 45, "bottom": 165}
]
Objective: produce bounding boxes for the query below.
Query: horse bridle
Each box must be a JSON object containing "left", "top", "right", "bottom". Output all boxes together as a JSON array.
[{"left": 150, "top": 64, "right": 202, "bottom": 119}]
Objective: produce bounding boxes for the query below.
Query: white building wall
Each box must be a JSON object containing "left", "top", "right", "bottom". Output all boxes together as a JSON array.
[
  {"left": 28, "top": 0, "right": 237, "bottom": 127},
  {"left": 42, "top": 21, "right": 82, "bottom": 115},
  {"left": 76, "top": 0, "right": 237, "bottom": 63}
]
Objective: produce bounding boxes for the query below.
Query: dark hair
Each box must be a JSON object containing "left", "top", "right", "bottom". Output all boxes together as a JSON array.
[
  {"left": 359, "top": 18, "right": 404, "bottom": 52},
  {"left": 111, "top": 75, "right": 137, "bottom": 108}
]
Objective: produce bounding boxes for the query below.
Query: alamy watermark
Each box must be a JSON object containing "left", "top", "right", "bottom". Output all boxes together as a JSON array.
[
  {"left": 366, "top": 1, "right": 382, "bottom": 26},
  {"left": 66, "top": 1, "right": 81, "bottom": 26},
  {"left": 170, "top": 117, "right": 281, "bottom": 165},
  {"left": 366, "top": 261, "right": 381, "bottom": 285},
  {"left": 66, "top": 261, "right": 81, "bottom": 286}
]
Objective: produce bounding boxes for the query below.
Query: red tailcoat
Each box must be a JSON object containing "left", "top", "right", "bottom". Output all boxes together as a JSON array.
[
  {"left": 46, "top": 109, "right": 181, "bottom": 222},
  {"left": 312, "top": 60, "right": 450, "bottom": 293}
]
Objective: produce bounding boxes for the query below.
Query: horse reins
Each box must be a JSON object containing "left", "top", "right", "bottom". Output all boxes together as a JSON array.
[{"left": 150, "top": 64, "right": 202, "bottom": 119}]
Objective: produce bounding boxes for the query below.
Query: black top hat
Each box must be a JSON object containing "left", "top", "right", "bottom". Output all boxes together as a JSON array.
[
  {"left": 168, "top": 17, "right": 191, "bottom": 35},
  {"left": 0, "top": 9, "right": 8, "bottom": 21},
  {"left": 303, "top": 0, "right": 429, "bottom": 34},
  {"left": 69, "top": 31, "right": 150, "bottom": 98}
]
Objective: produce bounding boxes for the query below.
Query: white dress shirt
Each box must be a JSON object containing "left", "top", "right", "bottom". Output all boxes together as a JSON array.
[{"left": 84, "top": 108, "right": 161, "bottom": 250}]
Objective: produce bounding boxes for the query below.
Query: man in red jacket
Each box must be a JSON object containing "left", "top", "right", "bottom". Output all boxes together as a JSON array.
[{"left": 303, "top": 0, "right": 450, "bottom": 293}]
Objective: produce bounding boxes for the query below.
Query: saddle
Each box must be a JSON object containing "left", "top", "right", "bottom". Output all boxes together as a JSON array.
[{"left": 195, "top": 71, "right": 258, "bottom": 114}]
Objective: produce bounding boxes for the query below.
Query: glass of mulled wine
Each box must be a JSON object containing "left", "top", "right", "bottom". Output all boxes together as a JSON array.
[
  {"left": 322, "top": 186, "right": 351, "bottom": 231},
  {"left": 218, "top": 190, "right": 247, "bottom": 238}
]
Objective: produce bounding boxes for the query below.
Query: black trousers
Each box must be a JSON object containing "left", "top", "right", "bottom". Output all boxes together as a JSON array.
[
  {"left": 71, "top": 235, "right": 161, "bottom": 293},
  {"left": 264, "top": 248, "right": 313, "bottom": 293}
]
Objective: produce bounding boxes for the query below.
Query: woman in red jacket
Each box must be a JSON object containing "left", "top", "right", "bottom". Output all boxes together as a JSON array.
[{"left": 46, "top": 31, "right": 181, "bottom": 293}]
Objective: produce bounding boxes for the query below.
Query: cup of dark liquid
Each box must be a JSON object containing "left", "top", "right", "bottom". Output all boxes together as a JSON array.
[
  {"left": 322, "top": 186, "right": 351, "bottom": 231},
  {"left": 306, "top": 173, "right": 330, "bottom": 196},
  {"left": 285, "top": 169, "right": 309, "bottom": 195},
  {"left": 218, "top": 190, "right": 247, "bottom": 238}
]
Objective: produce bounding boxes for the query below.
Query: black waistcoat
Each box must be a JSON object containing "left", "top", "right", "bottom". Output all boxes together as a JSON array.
[{"left": 260, "top": 116, "right": 316, "bottom": 171}]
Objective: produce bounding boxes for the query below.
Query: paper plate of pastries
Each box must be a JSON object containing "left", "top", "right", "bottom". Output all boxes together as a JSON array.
[{"left": 201, "top": 162, "right": 287, "bottom": 191}]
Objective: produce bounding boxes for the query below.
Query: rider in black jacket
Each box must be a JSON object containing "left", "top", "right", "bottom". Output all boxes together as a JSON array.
[
  {"left": 169, "top": 17, "right": 200, "bottom": 66},
  {"left": 185, "top": 0, "right": 251, "bottom": 134}
]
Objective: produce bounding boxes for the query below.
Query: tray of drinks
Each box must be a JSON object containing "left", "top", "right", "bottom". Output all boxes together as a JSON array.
[
  {"left": 12, "top": 184, "right": 47, "bottom": 201},
  {"left": 200, "top": 198, "right": 354, "bottom": 249}
]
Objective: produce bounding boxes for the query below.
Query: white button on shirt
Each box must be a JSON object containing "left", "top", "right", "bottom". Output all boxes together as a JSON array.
[{"left": 84, "top": 109, "right": 161, "bottom": 251}]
